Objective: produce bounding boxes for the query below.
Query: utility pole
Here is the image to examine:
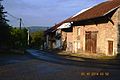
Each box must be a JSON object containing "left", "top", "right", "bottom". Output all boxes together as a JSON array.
[
  {"left": 20, "top": 18, "right": 22, "bottom": 29},
  {"left": 19, "top": 18, "right": 22, "bottom": 47},
  {"left": 27, "top": 28, "right": 30, "bottom": 45}
]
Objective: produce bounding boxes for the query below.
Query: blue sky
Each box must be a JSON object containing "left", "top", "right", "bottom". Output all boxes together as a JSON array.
[{"left": 2, "top": 0, "right": 106, "bottom": 27}]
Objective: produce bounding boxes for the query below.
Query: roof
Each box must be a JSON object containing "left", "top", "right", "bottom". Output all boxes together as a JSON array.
[
  {"left": 45, "top": 17, "right": 71, "bottom": 34},
  {"left": 68, "top": 0, "right": 120, "bottom": 22},
  {"left": 46, "top": 0, "right": 120, "bottom": 33}
]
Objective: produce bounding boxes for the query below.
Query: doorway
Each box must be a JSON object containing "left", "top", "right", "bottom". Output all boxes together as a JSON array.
[
  {"left": 85, "top": 31, "right": 97, "bottom": 53},
  {"left": 108, "top": 41, "right": 113, "bottom": 55}
]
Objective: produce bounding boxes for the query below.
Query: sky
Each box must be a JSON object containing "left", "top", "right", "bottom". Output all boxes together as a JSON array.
[{"left": 2, "top": 0, "right": 106, "bottom": 27}]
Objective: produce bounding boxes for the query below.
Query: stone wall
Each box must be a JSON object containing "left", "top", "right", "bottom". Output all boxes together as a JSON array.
[{"left": 70, "top": 8, "right": 120, "bottom": 56}]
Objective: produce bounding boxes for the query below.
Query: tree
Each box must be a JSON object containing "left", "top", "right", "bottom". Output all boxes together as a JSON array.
[
  {"left": 0, "top": 0, "right": 11, "bottom": 47},
  {"left": 10, "top": 28, "right": 28, "bottom": 49},
  {"left": 30, "top": 30, "right": 44, "bottom": 49}
]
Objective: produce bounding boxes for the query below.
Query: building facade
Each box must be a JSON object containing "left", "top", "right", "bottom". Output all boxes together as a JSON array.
[{"left": 45, "top": 0, "right": 120, "bottom": 56}]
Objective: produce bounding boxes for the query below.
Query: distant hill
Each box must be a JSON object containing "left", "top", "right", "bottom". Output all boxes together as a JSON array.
[{"left": 28, "top": 26, "right": 50, "bottom": 33}]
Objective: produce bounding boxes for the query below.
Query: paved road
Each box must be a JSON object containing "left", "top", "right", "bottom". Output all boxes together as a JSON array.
[
  {"left": 27, "top": 49, "right": 120, "bottom": 70},
  {"left": 0, "top": 49, "right": 120, "bottom": 80},
  {"left": 0, "top": 53, "right": 33, "bottom": 66}
]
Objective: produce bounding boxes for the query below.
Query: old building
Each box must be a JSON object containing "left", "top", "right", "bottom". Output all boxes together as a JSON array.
[
  {"left": 44, "top": 26, "right": 56, "bottom": 49},
  {"left": 45, "top": 0, "right": 120, "bottom": 56},
  {"left": 44, "top": 18, "right": 72, "bottom": 50}
]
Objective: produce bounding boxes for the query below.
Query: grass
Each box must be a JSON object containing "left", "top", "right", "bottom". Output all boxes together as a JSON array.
[{"left": 57, "top": 51, "right": 117, "bottom": 60}]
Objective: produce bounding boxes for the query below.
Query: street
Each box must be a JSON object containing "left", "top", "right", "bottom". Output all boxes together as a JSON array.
[{"left": 0, "top": 49, "right": 120, "bottom": 80}]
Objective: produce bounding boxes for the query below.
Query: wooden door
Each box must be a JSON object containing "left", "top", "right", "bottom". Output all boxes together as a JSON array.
[
  {"left": 85, "top": 31, "right": 91, "bottom": 52},
  {"left": 85, "top": 31, "right": 97, "bottom": 53},
  {"left": 91, "top": 32, "right": 97, "bottom": 53},
  {"left": 108, "top": 41, "right": 113, "bottom": 55}
]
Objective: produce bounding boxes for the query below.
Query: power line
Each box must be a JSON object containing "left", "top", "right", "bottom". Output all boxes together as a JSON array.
[
  {"left": 7, "top": 12, "right": 21, "bottom": 28},
  {"left": 21, "top": 20, "right": 25, "bottom": 27},
  {"left": 7, "top": 12, "right": 30, "bottom": 45},
  {"left": 7, "top": 12, "right": 19, "bottom": 20},
  {"left": 7, "top": 12, "right": 26, "bottom": 28}
]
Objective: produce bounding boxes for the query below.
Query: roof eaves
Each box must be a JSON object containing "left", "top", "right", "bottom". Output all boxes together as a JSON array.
[{"left": 103, "top": 5, "right": 120, "bottom": 16}]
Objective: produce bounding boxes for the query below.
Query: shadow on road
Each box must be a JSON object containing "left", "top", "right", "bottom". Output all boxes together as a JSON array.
[
  {"left": 28, "top": 49, "right": 120, "bottom": 70},
  {"left": 0, "top": 52, "right": 34, "bottom": 66}
]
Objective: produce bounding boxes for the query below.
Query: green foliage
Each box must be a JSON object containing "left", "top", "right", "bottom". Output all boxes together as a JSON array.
[
  {"left": 30, "top": 30, "right": 44, "bottom": 49},
  {"left": 0, "top": 0, "right": 28, "bottom": 53},
  {"left": 10, "top": 28, "right": 28, "bottom": 49}
]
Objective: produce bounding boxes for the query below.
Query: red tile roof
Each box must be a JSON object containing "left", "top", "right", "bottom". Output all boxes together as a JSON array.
[
  {"left": 46, "top": 0, "right": 120, "bottom": 33},
  {"left": 68, "top": 0, "right": 120, "bottom": 22}
]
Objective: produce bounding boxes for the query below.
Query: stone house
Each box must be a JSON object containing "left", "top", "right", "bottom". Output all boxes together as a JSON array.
[
  {"left": 44, "top": 25, "right": 56, "bottom": 49},
  {"left": 45, "top": 0, "right": 120, "bottom": 56},
  {"left": 45, "top": 18, "right": 72, "bottom": 49}
]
